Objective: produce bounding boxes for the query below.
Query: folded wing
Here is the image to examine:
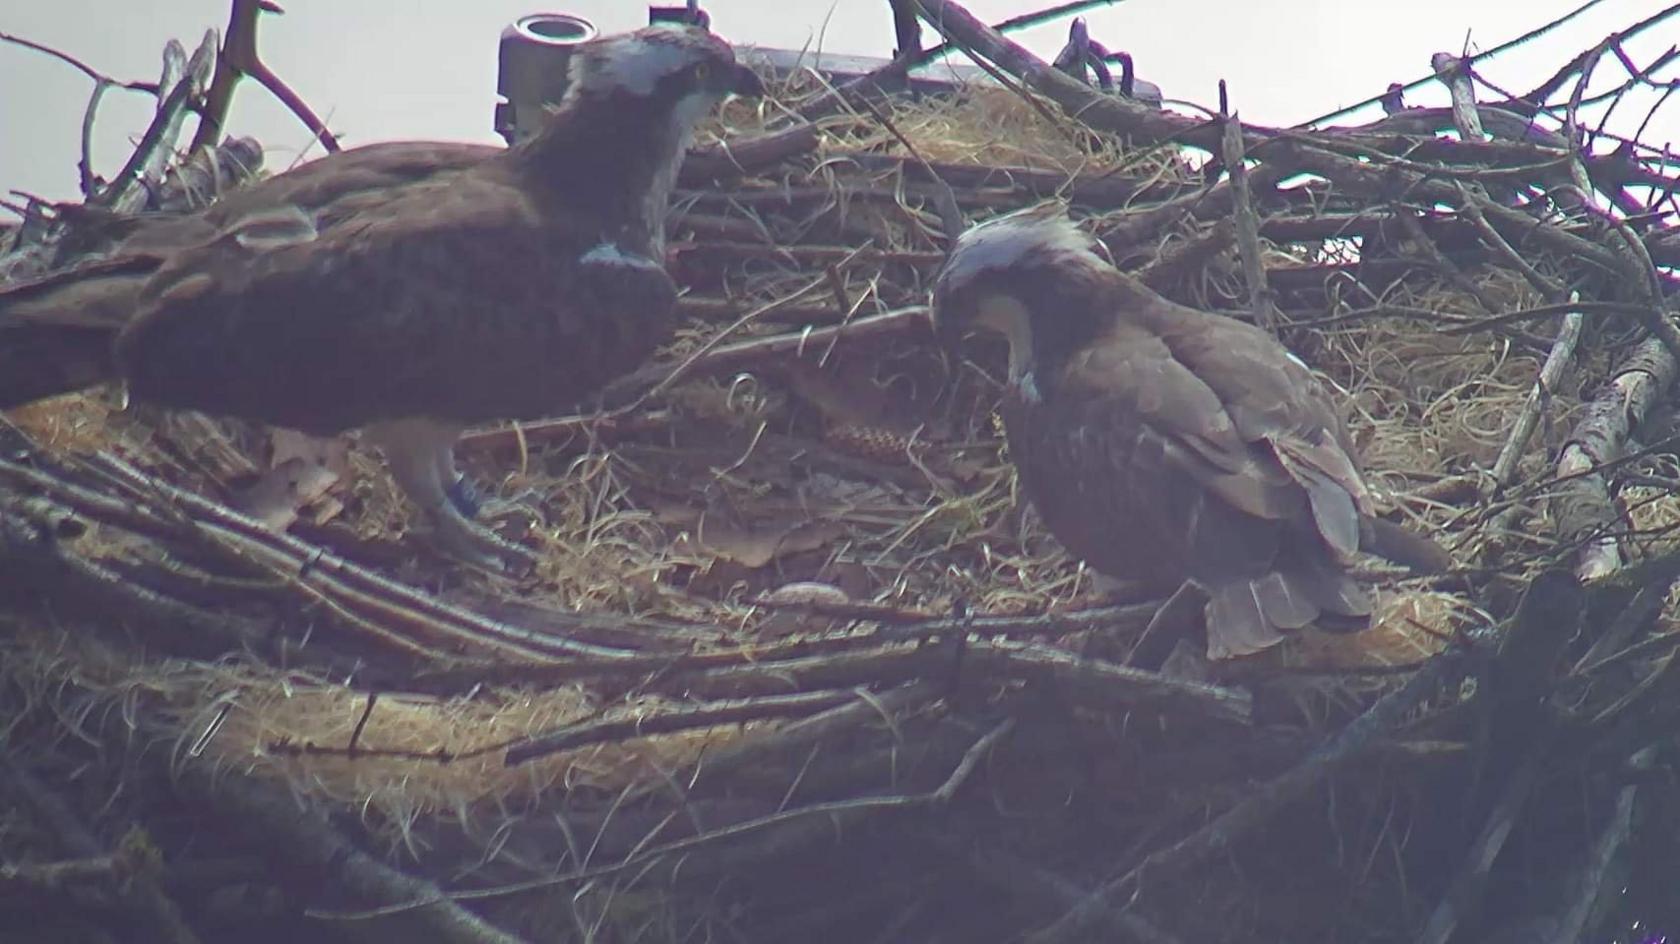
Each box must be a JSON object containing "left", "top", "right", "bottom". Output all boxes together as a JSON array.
[{"left": 1010, "top": 314, "right": 1379, "bottom": 659}]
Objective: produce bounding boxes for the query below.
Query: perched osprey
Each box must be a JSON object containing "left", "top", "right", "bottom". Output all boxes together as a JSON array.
[
  {"left": 0, "top": 25, "right": 762, "bottom": 570},
  {"left": 931, "top": 209, "right": 1448, "bottom": 659}
]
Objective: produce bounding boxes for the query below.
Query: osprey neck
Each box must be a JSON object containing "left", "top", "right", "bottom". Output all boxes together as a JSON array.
[
  {"left": 514, "top": 88, "right": 696, "bottom": 253},
  {"left": 1012, "top": 268, "right": 1119, "bottom": 389}
]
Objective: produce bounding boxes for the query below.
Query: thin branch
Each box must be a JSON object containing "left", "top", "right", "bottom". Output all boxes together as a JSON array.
[
  {"left": 0, "top": 30, "right": 158, "bottom": 91},
  {"left": 504, "top": 689, "right": 866, "bottom": 765},
  {"left": 77, "top": 79, "right": 109, "bottom": 197},
  {"left": 191, "top": 0, "right": 338, "bottom": 154},
  {"left": 1219, "top": 100, "right": 1274, "bottom": 332},
  {"left": 1541, "top": 747, "right": 1656, "bottom": 944},
  {"left": 460, "top": 307, "right": 929, "bottom": 451},
  {"left": 1292, "top": 0, "right": 1612, "bottom": 128},
  {"left": 1489, "top": 294, "right": 1585, "bottom": 490},
  {"left": 313, "top": 719, "right": 1018, "bottom": 919},
  {"left": 1026, "top": 651, "right": 1467, "bottom": 944},
  {"left": 1415, "top": 747, "right": 1546, "bottom": 944},
  {"left": 90, "top": 32, "right": 216, "bottom": 211}
]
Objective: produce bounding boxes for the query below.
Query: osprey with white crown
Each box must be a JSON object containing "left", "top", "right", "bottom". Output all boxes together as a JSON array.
[
  {"left": 0, "top": 24, "right": 762, "bottom": 571},
  {"left": 931, "top": 207, "right": 1449, "bottom": 660}
]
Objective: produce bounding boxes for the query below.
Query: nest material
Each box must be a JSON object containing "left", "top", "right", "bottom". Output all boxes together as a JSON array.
[{"left": 4, "top": 18, "right": 1680, "bottom": 944}]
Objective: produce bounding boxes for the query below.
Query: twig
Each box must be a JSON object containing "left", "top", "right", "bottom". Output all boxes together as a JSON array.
[
  {"left": 402, "top": 602, "right": 1167, "bottom": 699},
  {"left": 77, "top": 80, "right": 109, "bottom": 197},
  {"left": 0, "top": 493, "right": 274, "bottom": 656},
  {"left": 903, "top": 0, "right": 1640, "bottom": 305},
  {"left": 913, "top": 0, "right": 1204, "bottom": 147},
  {"left": 1219, "top": 93, "right": 1273, "bottom": 333},
  {"left": 87, "top": 453, "right": 637, "bottom": 660},
  {"left": 0, "top": 852, "right": 131, "bottom": 892},
  {"left": 1431, "top": 53, "right": 1486, "bottom": 141},
  {"left": 907, "top": 1, "right": 1118, "bottom": 76},
  {"left": 660, "top": 682, "right": 937, "bottom": 801},
  {"left": 0, "top": 30, "right": 159, "bottom": 92},
  {"left": 192, "top": 0, "right": 339, "bottom": 154},
  {"left": 746, "top": 594, "right": 939, "bottom": 624},
  {"left": 1436, "top": 298, "right": 1648, "bottom": 336},
  {"left": 1414, "top": 746, "right": 1546, "bottom": 944},
  {"left": 0, "top": 450, "right": 638, "bottom": 663},
  {"left": 92, "top": 32, "right": 217, "bottom": 211},
  {"left": 796, "top": 0, "right": 1118, "bottom": 122},
  {"left": 181, "top": 737, "right": 526, "bottom": 943},
  {"left": 1457, "top": 197, "right": 1568, "bottom": 298},
  {"left": 1554, "top": 337, "right": 1679, "bottom": 580},
  {"left": 1280, "top": 144, "right": 1626, "bottom": 276},
  {"left": 1292, "top": 0, "right": 1612, "bottom": 128},
  {"left": 1575, "top": 548, "right": 1680, "bottom": 673},
  {"left": 966, "top": 639, "right": 1252, "bottom": 725},
  {"left": 889, "top": 0, "right": 922, "bottom": 58},
  {"left": 0, "top": 757, "right": 202, "bottom": 944},
  {"left": 854, "top": 96, "right": 966, "bottom": 246},
  {"left": 680, "top": 2, "right": 1122, "bottom": 183},
  {"left": 504, "top": 688, "right": 865, "bottom": 765},
  {"left": 1509, "top": 2, "right": 1680, "bottom": 120},
  {"left": 1026, "top": 650, "right": 1468, "bottom": 944},
  {"left": 1489, "top": 293, "right": 1585, "bottom": 491},
  {"left": 460, "top": 307, "right": 929, "bottom": 451},
  {"left": 1541, "top": 746, "right": 1655, "bottom": 944},
  {"left": 317, "top": 718, "right": 1018, "bottom": 918},
  {"left": 671, "top": 241, "right": 943, "bottom": 266},
  {"left": 930, "top": 830, "right": 1187, "bottom": 944}
]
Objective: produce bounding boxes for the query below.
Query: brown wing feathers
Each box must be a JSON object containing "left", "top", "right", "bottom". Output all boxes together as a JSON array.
[
  {"left": 0, "top": 144, "right": 497, "bottom": 411},
  {"left": 1103, "top": 306, "right": 1439, "bottom": 655},
  {"left": 940, "top": 213, "right": 1447, "bottom": 659}
]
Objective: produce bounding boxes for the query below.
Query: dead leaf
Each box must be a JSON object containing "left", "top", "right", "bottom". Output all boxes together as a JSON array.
[
  {"left": 678, "top": 518, "right": 846, "bottom": 569},
  {"left": 236, "top": 456, "right": 340, "bottom": 530},
  {"left": 655, "top": 501, "right": 846, "bottom": 570},
  {"left": 270, "top": 428, "right": 351, "bottom": 479},
  {"left": 235, "top": 430, "right": 350, "bottom": 530}
]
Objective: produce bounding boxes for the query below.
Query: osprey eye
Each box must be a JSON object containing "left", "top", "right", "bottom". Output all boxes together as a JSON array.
[{"left": 693, "top": 62, "right": 711, "bottom": 83}]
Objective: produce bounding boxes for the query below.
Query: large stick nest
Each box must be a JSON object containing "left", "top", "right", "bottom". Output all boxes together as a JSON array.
[{"left": 4, "top": 6, "right": 1680, "bottom": 943}]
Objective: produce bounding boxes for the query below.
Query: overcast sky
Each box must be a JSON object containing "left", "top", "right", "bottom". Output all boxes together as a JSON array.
[{"left": 1, "top": 0, "right": 1675, "bottom": 208}]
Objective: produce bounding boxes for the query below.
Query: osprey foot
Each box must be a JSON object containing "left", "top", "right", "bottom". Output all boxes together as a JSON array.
[
  {"left": 429, "top": 507, "right": 539, "bottom": 577},
  {"left": 445, "top": 474, "right": 482, "bottom": 519},
  {"left": 475, "top": 490, "right": 546, "bottom": 527},
  {"left": 446, "top": 476, "right": 544, "bottom": 532}
]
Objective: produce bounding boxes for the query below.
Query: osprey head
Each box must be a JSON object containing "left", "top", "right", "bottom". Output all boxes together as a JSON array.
[
  {"left": 566, "top": 24, "right": 763, "bottom": 118},
  {"left": 930, "top": 207, "right": 1108, "bottom": 373}
]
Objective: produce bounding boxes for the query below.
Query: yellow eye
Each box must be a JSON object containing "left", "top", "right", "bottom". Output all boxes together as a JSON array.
[{"left": 693, "top": 62, "right": 711, "bottom": 83}]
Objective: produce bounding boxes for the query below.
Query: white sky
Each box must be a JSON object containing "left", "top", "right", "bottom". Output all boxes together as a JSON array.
[{"left": 1, "top": 0, "right": 1676, "bottom": 207}]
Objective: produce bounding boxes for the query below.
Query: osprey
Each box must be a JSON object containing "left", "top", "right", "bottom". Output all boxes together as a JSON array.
[
  {"left": 0, "top": 25, "right": 762, "bottom": 570},
  {"left": 931, "top": 209, "right": 1448, "bottom": 659}
]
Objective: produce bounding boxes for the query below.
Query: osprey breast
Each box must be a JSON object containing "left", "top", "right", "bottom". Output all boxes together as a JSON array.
[{"left": 569, "top": 240, "right": 679, "bottom": 338}]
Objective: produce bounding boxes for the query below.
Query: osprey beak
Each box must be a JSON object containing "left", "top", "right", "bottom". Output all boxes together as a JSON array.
[{"left": 730, "top": 63, "right": 764, "bottom": 98}]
